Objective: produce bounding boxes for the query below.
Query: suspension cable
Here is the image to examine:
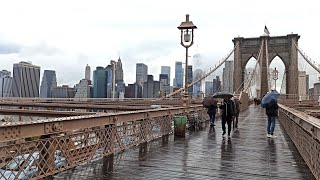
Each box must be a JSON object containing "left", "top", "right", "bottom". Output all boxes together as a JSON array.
[
  {"left": 293, "top": 41, "right": 320, "bottom": 74},
  {"left": 160, "top": 46, "right": 236, "bottom": 99}
]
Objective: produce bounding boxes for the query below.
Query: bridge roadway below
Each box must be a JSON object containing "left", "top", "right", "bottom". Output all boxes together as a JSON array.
[{"left": 54, "top": 105, "right": 315, "bottom": 180}]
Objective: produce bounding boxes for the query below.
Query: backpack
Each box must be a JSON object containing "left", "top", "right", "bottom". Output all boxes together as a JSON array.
[
  {"left": 230, "top": 100, "right": 237, "bottom": 116},
  {"left": 227, "top": 100, "right": 236, "bottom": 116}
]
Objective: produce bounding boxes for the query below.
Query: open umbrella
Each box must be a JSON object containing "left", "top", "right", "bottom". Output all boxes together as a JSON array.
[
  {"left": 212, "top": 92, "right": 233, "bottom": 99},
  {"left": 261, "top": 90, "right": 280, "bottom": 108},
  {"left": 202, "top": 97, "right": 218, "bottom": 108}
]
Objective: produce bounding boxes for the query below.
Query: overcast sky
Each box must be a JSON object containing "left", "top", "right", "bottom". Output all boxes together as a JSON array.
[{"left": 0, "top": 0, "right": 320, "bottom": 86}]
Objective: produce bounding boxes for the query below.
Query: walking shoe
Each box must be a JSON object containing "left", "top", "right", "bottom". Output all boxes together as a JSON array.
[
  {"left": 222, "top": 131, "right": 226, "bottom": 136},
  {"left": 271, "top": 135, "right": 277, "bottom": 138},
  {"left": 267, "top": 134, "right": 271, "bottom": 138}
]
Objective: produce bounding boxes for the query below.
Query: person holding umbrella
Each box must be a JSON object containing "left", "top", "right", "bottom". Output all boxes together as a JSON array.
[
  {"left": 213, "top": 92, "right": 235, "bottom": 138},
  {"left": 261, "top": 90, "right": 280, "bottom": 138},
  {"left": 265, "top": 100, "right": 278, "bottom": 138}
]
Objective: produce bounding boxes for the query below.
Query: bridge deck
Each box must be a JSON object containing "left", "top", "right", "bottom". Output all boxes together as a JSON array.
[{"left": 54, "top": 105, "right": 315, "bottom": 180}]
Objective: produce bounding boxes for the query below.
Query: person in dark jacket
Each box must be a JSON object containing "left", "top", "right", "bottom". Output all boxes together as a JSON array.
[
  {"left": 266, "top": 100, "right": 279, "bottom": 138},
  {"left": 207, "top": 103, "right": 217, "bottom": 127},
  {"left": 219, "top": 97, "right": 235, "bottom": 138},
  {"left": 233, "top": 99, "right": 241, "bottom": 129}
]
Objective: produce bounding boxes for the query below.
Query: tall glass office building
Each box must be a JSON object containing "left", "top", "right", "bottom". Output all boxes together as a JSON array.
[
  {"left": 175, "top": 62, "right": 183, "bottom": 87},
  {"left": 40, "top": 70, "right": 57, "bottom": 98},
  {"left": 93, "top": 66, "right": 106, "bottom": 98},
  {"left": 12, "top": 61, "right": 40, "bottom": 97}
]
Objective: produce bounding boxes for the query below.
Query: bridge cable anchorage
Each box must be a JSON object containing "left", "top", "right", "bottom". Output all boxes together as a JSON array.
[
  {"left": 159, "top": 45, "right": 237, "bottom": 99},
  {"left": 237, "top": 40, "right": 264, "bottom": 93}
]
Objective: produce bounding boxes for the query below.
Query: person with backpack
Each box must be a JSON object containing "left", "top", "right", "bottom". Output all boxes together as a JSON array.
[{"left": 219, "top": 97, "right": 235, "bottom": 138}]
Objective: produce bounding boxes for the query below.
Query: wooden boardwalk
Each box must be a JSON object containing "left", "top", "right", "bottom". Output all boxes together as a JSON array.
[{"left": 55, "top": 105, "right": 315, "bottom": 179}]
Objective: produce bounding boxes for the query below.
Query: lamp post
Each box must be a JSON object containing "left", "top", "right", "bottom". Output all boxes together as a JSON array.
[
  {"left": 272, "top": 67, "right": 279, "bottom": 90},
  {"left": 177, "top": 14, "right": 197, "bottom": 107}
]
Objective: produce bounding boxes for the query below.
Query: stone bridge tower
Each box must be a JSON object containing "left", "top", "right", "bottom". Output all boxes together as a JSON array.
[{"left": 233, "top": 34, "right": 300, "bottom": 98}]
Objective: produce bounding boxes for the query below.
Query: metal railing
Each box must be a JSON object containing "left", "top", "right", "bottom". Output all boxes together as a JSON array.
[
  {"left": 278, "top": 104, "right": 320, "bottom": 180},
  {"left": 0, "top": 105, "right": 206, "bottom": 179}
]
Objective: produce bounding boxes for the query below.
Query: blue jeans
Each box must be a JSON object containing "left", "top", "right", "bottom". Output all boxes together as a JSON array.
[
  {"left": 209, "top": 114, "right": 216, "bottom": 125},
  {"left": 267, "top": 116, "right": 276, "bottom": 135}
]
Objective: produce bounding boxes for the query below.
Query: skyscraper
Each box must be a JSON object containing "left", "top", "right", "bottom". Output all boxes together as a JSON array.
[
  {"left": 93, "top": 66, "right": 106, "bottom": 98},
  {"left": 74, "top": 79, "right": 92, "bottom": 98},
  {"left": 40, "top": 70, "right": 57, "bottom": 98},
  {"left": 222, "top": 61, "right": 234, "bottom": 93},
  {"left": 298, "top": 71, "right": 307, "bottom": 100},
  {"left": 143, "top": 75, "right": 162, "bottom": 98},
  {"left": 0, "top": 70, "right": 12, "bottom": 97},
  {"left": 193, "top": 69, "right": 203, "bottom": 96},
  {"left": 85, "top": 64, "right": 91, "bottom": 80},
  {"left": 12, "top": 61, "right": 40, "bottom": 97},
  {"left": 136, "top": 63, "right": 148, "bottom": 85},
  {"left": 116, "top": 57, "right": 124, "bottom": 82},
  {"left": 205, "top": 81, "right": 213, "bottom": 96},
  {"left": 174, "top": 62, "right": 183, "bottom": 87},
  {"left": 159, "top": 74, "right": 169, "bottom": 86},
  {"left": 105, "top": 64, "right": 113, "bottom": 98},
  {"left": 161, "top": 66, "right": 170, "bottom": 86}
]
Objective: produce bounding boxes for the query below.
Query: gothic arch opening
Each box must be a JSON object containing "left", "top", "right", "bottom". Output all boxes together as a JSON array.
[
  {"left": 269, "top": 56, "right": 285, "bottom": 92},
  {"left": 244, "top": 57, "right": 260, "bottom": 98}
]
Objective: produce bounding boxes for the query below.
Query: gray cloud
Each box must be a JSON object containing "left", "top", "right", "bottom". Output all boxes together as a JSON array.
[
  {"left": 19, "top": 43, "right": 63, "bottom": 57},
  {"left": 0, "top": 43, "right": 21, "bottom": 54}
]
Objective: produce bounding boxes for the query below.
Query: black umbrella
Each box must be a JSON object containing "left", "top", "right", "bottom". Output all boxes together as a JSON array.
[{"left": 212, "top": 92, "right": 233, "bottom": 99}]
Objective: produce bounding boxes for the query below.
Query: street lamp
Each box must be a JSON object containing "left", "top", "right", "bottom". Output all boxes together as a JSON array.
[
  {"left": 272, "top": 67, "right": 279, "bottom": 90},
  {"left": 178, "top": 14, "right": 197, "bottom": 106}
]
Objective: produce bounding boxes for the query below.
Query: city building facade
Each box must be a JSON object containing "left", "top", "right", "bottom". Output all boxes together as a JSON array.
[
  {"left": 174, "top": 62, "right": 183, "bottom": 87},
  {"left": 161, "top": 66, "right": 170, "bottom": 86},
  {"left": 136, "top": 63, "right": 148, "bottom": 85},
  {"left": 222, "top": 61, "right": 234, "bottom": 93},
  {"left": 12, "top": 61, "right": 40, "bottom": 97},
  {"left": 93, "top": 66, "right": 106, "bottom": 98},
  {"left": 40, "top": 70, "right": 57, "bottom": 98}
]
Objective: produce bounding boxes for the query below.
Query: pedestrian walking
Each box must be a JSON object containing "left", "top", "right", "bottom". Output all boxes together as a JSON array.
[
  {"left": 219, "top": 97, "right": 235, "bottom": 138},
  {"left": 207, "top": 103, "right": 217, "bottom": 127},
  {"left": 233, "top": 98, "right": 241, "bottom": 129},
  {"left": 266, "top": 100, "right": 279, "bottom": 138}
]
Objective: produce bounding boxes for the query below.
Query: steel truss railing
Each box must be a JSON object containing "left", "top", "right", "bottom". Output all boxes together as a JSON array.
[
  {"left": 0, "top": 105, "right": 206, "bottom": 180},
  {"left": 278, "top": 104, "right": 320, "bottom": 179}
]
